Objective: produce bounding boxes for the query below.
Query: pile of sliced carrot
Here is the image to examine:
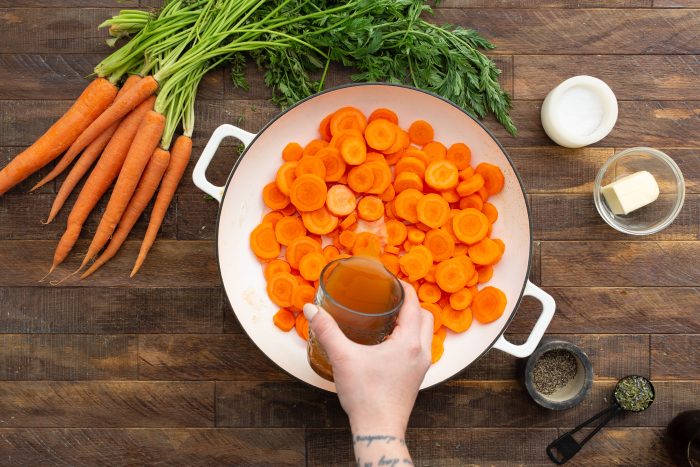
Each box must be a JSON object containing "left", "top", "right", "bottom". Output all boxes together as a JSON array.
[{"left": 250, "top": 106, "right": 507, "bottom": 363}]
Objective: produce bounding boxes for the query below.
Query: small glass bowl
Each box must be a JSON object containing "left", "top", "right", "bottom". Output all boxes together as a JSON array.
[{"left": 593, "top": 147, "right": 685, "bottom": 235}]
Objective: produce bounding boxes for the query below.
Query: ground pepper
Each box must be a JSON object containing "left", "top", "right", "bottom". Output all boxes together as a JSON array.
[{"left": 532, "top": 349, "right": 578, "bottom": 395}]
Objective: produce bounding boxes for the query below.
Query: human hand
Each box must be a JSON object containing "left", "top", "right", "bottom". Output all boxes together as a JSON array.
[{"left": 303, "top": 281, "right": 433, "bottom": 436}]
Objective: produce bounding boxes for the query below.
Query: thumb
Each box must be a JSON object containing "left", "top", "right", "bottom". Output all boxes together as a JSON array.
[{"left": 304, "top": 303, "right": 352, "bottom": 360}]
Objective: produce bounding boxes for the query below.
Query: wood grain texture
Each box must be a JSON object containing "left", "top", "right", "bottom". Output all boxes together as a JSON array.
[
  {"left": 0, "top": 381, "right": 214, "bottom": 427},
  {"left": 0, "top": 240, "right": 219, "bottom": 287},
  {"left": 541, "top": 241, "right": 700, "bottom": 286},
  {"left": 651, "top": 334, "right": 700, "bottom": 379},
  {"left": 0, "top": 334, "right": 136, "bottom": 380},
  {"left": 637, "top": 148, "right": 700, "bottom": 194},
  {"left": 654, "top": 0, "right": 700, "bottom": 6},
  {"left": 180, "top": 145, "right": 242, "bottom": 193},
  {"left": 0, "top": 147, "right": 55, "bottom": 194},
  {"left": 0, "top": 428, "right": 305, "bottom": 466},
  {"left": 176, "top": 194, "right": 219, "bottom": 240},
  {"left": 433, "top": 9, "right": 700, "bottom": 55},
  {"left": 530, "top": 194, "right": 700, "bottom": 240},
  {"left": 562, "top": 428, "right": 671, "bottom": 467},
  {"left": 0, "top": 287, "right": 223, "bottom": 333},
  {"left": 515, "top": 55, "right": 700, "bottom": 100},
  {"left": 138, "top": 335, "right": 291, "bottom": 381},
  {"left": 512, "top": 287, "right": 700, "bottom": 334}
]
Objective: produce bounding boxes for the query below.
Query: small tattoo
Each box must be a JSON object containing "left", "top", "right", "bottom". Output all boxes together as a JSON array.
[
  {"left": 354, "top": 434, "right": 399, "bottom": 447},
  {"left": 378, "top": 455, "right": 400, "bottom": 466},
  {"left": 365, "top": 463, "right": 373, "bottom": 467},
  {"left": 403, "top": 460, "right": 413, "bottom": 465}
]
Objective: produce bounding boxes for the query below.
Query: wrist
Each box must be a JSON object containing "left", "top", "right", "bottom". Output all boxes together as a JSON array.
[{"left": 350, "top": 418, "right": 406, "bottom": 440}]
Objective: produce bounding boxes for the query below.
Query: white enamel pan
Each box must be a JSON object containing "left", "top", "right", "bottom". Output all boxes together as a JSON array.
[{"left": 193, "top": 83, "right": 556, "bottom": 392}]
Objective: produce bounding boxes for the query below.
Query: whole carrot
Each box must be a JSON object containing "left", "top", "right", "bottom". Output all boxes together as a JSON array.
[
  {"left": 80, "top": 110, "right": 166, "bottom": 268},
  {"left": 81, "top": 148, "right": 171, "bottom": 279},
  {"left": 131, "top": 135, "right": 192, "bottom": 277},
  {"left": 0, "top": 78, "right": 117, "bottom": 196},
  {"left": 56, "top": 76, "right": 159, "bottom": 172},
  {"left": 31, "top": 75, "right": 142, "bottom": 192},
  {"left": 50, "top": 96, "right": 155, "bottom": 272}
]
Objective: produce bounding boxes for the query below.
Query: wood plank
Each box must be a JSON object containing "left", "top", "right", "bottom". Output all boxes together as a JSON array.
[
  {"left": 0, "top": 240, "right": 219, "bottom": 287},
  {"left": 432, "top": 9, "right": 700, "bottom": 55},
  {"left": 0, "top": 428, "right": 305, "bottom": 466},
  {"left": 307, "top": 428, "right": 558, "bottom": 467},
  {"left": 192, "top": 99, "right": 278, "bottom": 147},
  {"left": 564, "top": 428, "right": 672, "bottom": 467},
  {"left": 541, "top": 241, "right": 700, "bottom": 286},
  {"left": 511, "top": 287, "right": 700, "bottom": 334},
  {"left": 0, "top": 193, "right": 176, "bottom": 240},
  {"left": 515, "top": 55, "right": 700, "bottom": 100},
  {"left": 0, "top": 334, "right": 136, "bottom": 380},
  {"left": 530, "top": 240, "right": 541, "bottom": 284},
  {"left": 0, "top": 381, "right": 214, "bottom": 427},
  {"left": 651, "top": 334, "right": 700, "bottom": 379},
  {"left": 223, "top": 294, "right": 244, "bottom": 333},
  {"left": 639, "top": 148, "right": 700, "bottom": 194},
  {"left": 0, "top": 287, "right": 223, "bottom": 333},
  {"left": 180, "top": 145, "right": 242, "bottom": 194},
  {"left": 441, "top": 0, "right": 651, "bottom": 6},
  {"left": 530, "top": 194, "right": 700, "bottom": 241},
  {"left": 138, "top": 334, "right": 291, "bottom": 381},
  {"left": 0, "top": 8, "right": 117, "bottom": 54},
  {"left": 654, "top": 0, "right": 700, "bottom": 6},
  {"left": 0, "top": 147, "right": 56, "bottom": 194},
  {"left": 176, "top": 193, "right": 219, "bottom": 240}
]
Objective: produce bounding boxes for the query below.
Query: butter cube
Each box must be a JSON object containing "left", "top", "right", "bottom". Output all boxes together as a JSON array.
[{"left": 601, "top": 171, "right": 659, "bottom": 215}]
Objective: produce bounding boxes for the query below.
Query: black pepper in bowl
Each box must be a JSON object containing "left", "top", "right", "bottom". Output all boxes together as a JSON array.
[{"left": 532, "top": 349, "right": 578, "bottom": 395}]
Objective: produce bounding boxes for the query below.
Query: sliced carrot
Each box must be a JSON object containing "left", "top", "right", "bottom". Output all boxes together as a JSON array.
[
  {"left": 459, "top": 193, "right": 484, "bottom": 211},
  {"left": 445, "top": 143, "right": 471, "bottom": 170},
  {"left": 262, "top": 211, "right": 284, "bottom": 227},
  {"left": 383, "top": 128, "right": 409, "bottom": 155},
  {"left": 339, "top": 212, "right": 358, "bottom": 231},
  {"left": 493, "top": 238, "right": 506, "bottom": 254},
  {"left": 295, "top": 313, "right": 310, "bottom": 340},
  {"left": 282, "top": 142, "right": 303, "bottom": 162},
  {"left": 423, "top": 229, "right": 455, "bottom": 262},
  {"left": 274, "top": 216, "right": 307, "bottom": 246},
  {"left": 250, "top": 222, "right": 281, "bottom": 260},
  {"left": 267, "top": 272, "right": 297, "bottom": 308},
  {"left": 395, "top": 156, "right": 426, "bottom": 179},
  {"left": 299, "top": 252, "right": 328, "bottom": 281},
  {"left": 273, "top": 308, "right": 296, "bottom": 332},
  {"left": 368, "top": 108, "right": 399, "bottom": 125},
  {"left": 477, "top": 264, "right": 494, "bottom": 284},
  {"left": 477, "top": 187, "right": 489, "bottom": 202},
  {"left": 366, "top": 161, "right": 392, "bottom": 195},
  {"left": 303, "top": 139, "right": 328, "bottom": 157},
  {"left": 330, "top": 128, "right": 364, "bottom": 149},
  {"left": 466, "top": 269, "right": 479, "bottom": 287},
  {"left": 431, "top": 334, "right": 445, "bottom": 363},
  {"left": 394, "top": 188, "right": 423, "bottom": 223},
  {"left": 472, "top": 286, "right": 507, "bottom": 324},
  {"left": 280, "top": 204, "right": 297, "bottom": 216},
  {"left": 441, "top": 189, "right": 460, "bottom": 204},
  {"left": 418, "top": 283, "right": 442, "bottom": 304},
  {"left": 302, "top": 206, "right": 339, "bottom": 235},
  {"left": 385, "top": 219, "right": 408, "bottom": 246},
  {"left": 456, "top": 173, "right": 485, "bottom": 197},
  {"left": 318, "top": 113, "right": 333, "bottom": 141},
  {"left": 340, "top": 136, "right": 367, "bottom": 166},
  {"left": 408, "top": 120, "right": 434, "bottom": 146},
  {"left": 384, "top": 244, "right": 400, "bottom": 255},
  {"left": 352, "top": 232, "right": 382, "bottom": 258},
  {"left": 379, "top": 182, "right": 396, "bottom": 202},
  {"left": 330, "top": 106, "right": 367, "bottom": 136},
  {"left": 275, "top": 161, "right": 298, "bottom": 196},
  {"left": 449, "top": 288, "right": 473, "bottom": 310},
  {"left": 265, "top": 259, "right": 291, "bottom": 280},
  {"left": 399, "top": 250, "right": 431, "bottom": 282},
  {"left": 316, "top": 147, "right": 345, "bottom": 182},
  {"left": 365, "top": 152, "right": 386, "bottom": 163},
  {"left": 475, "top": 162, "right": 505, "bottom": 195},
  {"left": 263, "top": 182, "right": 290, "bottom": 210},
  {"left": 441, "top": 304, "right": 473, "bottom": 333},
  {"left": 339, "top": 229, "right": 357, "bottom": 249},
  {"left": 358, "top": 195, "right": 384, "bottom": 221},
  {"left": 364, "top": 119, "right": 397, "bottom": 151},
  {"left": 420, "top": 302, "right": 443, "bottom": 334},
  {"left": 286, "top": 236, "right": 322, "bottom": 269},
  {"left": 384, "top": 149, "right": 403, "bottom": 166},
  {"left": 424, "top": 264, "right": 437, "bottom": 283},
  {"left": 459, "top": 166, "right": 475, "bottom": 181},
  {"left": 468, "top": 237, "right": 503, "bottom": 266},
  {"left": 425, "top": 160, "right": 458, "bottom": 191},
  {"left": 452, "top": 208, "right": 489, "bottom": 245},
  {"left": 435, "top": 257, "right": 473, "bottom": 293},
  {"left": 289, "top": 174, "right": 327, "bottom": 212},
  {"left": 482, "top": 202, "right": 498, "bottom": 224},
  {"left": 416, "top": 193, "right": 450, "bottom": 229},
  {"left": 295, "top": 156, "right": 327, "bottom": 179},
  {"left": 452, "top": 244, "right": 468, "bottom": 257},
  {"left": 323, "top": 245, "right": 341, "bottom": 262},
  {"left": 347, "top": 164, "right": 375, "bottom": 193},
  {"left": 384, "top": 200, "right": 396, "bottom": 219},
  {"left": 394, "top": 171, "right": 423, "bottom": 193},
  {"left": 380, "top": 252, "right": 400, "bottom": 276},
  {"left": 422, "top": 141, "right": 447, "bottom": 163},
  {"left": 326, "top": 184, "right": 357, "bottom": 216},
  {"left": 404, "top": 147, "right": 429, "bottom": 166},
  {"left": 407, "top": 227, "right": 426, "bottom": 244}
]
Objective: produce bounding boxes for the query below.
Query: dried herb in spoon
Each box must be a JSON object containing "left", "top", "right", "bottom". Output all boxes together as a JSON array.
[{"left": 614, "top": 375, "right": 654, "bottom": 412}]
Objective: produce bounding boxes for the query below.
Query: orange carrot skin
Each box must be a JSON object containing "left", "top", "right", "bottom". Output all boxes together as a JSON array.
[
  {"left": 0, "top": 78, "right": 117, "bottom": 196},
  {"left": 81, "top": 148, "right": 171, "bottom": 279},
  {"left": 131, "top": 135, "right": 192, "bottom": 277},
  {"left": 51, "top": 96, "right": 155, "bottom": 270},
  {"left": 82, "top": 110, "right": 165, "bottom": 267},
  {"left": 31, "top": 75, "right": 142, "bottom": 192},
  {"left": 61, "top": 76, "right": 159, "bottom": 171}
]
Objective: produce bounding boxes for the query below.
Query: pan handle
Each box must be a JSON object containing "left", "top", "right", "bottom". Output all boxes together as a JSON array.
[
  {"left": 492, "top": 281, "right": 556, "bottom": 358},
  {"left": 193, "top": 124, "right": 256, "bottom": 203}
]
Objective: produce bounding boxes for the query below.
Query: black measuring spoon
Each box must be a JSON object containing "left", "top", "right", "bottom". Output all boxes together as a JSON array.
[{"left": 546, "top": 375, "right": 655, "bottom": 464}]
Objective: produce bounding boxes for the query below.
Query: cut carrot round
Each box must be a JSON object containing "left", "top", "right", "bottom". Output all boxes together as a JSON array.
[
  {"left": 339, "top": 229, "right": 357, "bottom": 249},
  {"left": 482, "top": 202, "right": 498, "bottom": 224},
  {"left": 425, "top": 160, "right": 458, "bottom": 191},
  {"left": 435, "top": 257, "right": 473, "bottom": 293},
  {"left": 303, "top": 139, "right": 328, "bottom": 157},
  {"left": 286, "top": 236, "right": 322, "bottom": 269},
  {"left": 380, "top": 252, "right": 400, "bottom": 275},
  {"left": 449, "top": 288, "right": 473, "bottom": 310},
  {"left": 273, "top": 308, "right": 296, "bottom": 331},
  {"left": 316, "top": 147, "right": 345, "bottom": 182},
  {"left": 339, "top": 212, "right": 358, "bottom": 230},
  {"left": 422, "top": 141, "right": 447, "bottom": 163},
  {"left": 262, "top": 211, "right": 284, "bottom": 227},
  {"left": 330, "top": 107, "right": 367, "bottom": 136},
  {"left": 394, "top": 188, "right": 423, "bottom": 223},
  {"left": 302, "top": 206, "right": 339, "bottom": 235},
  {"left": 275, "top": 161, "right": 298, "bottom": 196},
  {"left": 295, "top": 156, "right": 327, "bottom": 179},
  {"left": 408, "top": 120, "right": 434, "bottom": 146},
  {"left": 418, "top": 282, "right": 442, "bottom": 304},
  {"left": 358, "top": 195, "right": 384, "bottom": 221},
  {"left": 364, "top": 119, "right": 397, "bottom": 151},
  {"left": 384, "top": 129, "right": 409, "bottom": 155},
  {"left": 441, "top": 304, "right": 473, "bottom": 333},
  {"left": 250, "top": 222, "right": 281, "bottom": 260},
  {"left": 299, "top": 252, "right": 328, "bottom": 281},
  {"left": 399, "top": 251, "right": 431, "bottom": 282},
  {"left": 289, "top": 174, "right": 327, "bottom": 212},
  {"left": 323, "top": 245, "right": 341, "bottom": 262},
  {"left": 340, "top": 136, "right": 367, "bottom": 166},
  {"left": 263, "top": 182, "right": 290, "bottom": 210},
  {"left": 459, "top": 166, "right": 475, "bottom": 181},
  {"left": 441, "top": 189, "right": 460, "bottom": 204},
  {"left": 421, "top": 302, "right": 443, "bottom": 333},
  {"left": 452, "top": 208, "right": 489, "bottom": 245},
  {"left": 365, "top": 161, "right": 392, "bottom": 195},
  {"left": 274, "top": 216, "right": 307, "bottom": 246},
  {"left": 416, "top": 193, "right": 450, "bottom": 229},
  {"left": 265, "top": 259, "right": 291, "bottom": 281},
  {"left": 352, "top": 232, "right": 381, "bottom": 257},
  {"left": 423, "top": 229, "right": 455, "bottom": 261},
  {"left": 282, "top": 142, "right": 303, "bottom": 162},
  {"left": 385, "top": 219, "right": 407, "bottom": 246},
  {"left": 267, "top": 272, "right": 297, "bottom": 308},
  {"left": 445, "top": 143, "right": 471, "bottom": 170},
  {"left": 395, "top": 156, "right": 426, "bottom": 179},
  {"left": 347, "top": 164, "right": 375, "bottom": 193},
  {"left": 394, "top": 171, "right": 423, "bottom": 193},
  {"left": 295, "top": 313, "right": 309, "bottom": 340},
  {"left": 475, "top": 162, "right": 505, "bottom": 195},
  {"left": 318, "top": 114, "right": 333, "bottom": 141},
  {"left": 431, "top": 335, "right": 445, "bottom": 363},
  {"left": 326, "top": 184, "right": 357, "bottom": 216},
  {"left": 468, "top": 237, "right": 503, "bottom": 265},
  {"left": 477, "top": 264, "right": 494, "bottom": 284},
  {"left": 459, "top": 193, "right": 484, "bottom": 211},
  {"left": 456, "top": 173, "right": 485, "bottom": 197},
  {"left": 472, "top": 286, "right": 507, "bottom": 323},
  {"left": 368, "top": 108, "right": 399, "bottom": 125}
]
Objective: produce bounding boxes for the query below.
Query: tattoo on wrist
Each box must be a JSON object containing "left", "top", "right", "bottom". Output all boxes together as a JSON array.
[
  {"left": 353, "top": 434, "right": 406, "bottom": 447},
  {"left": 355, "top": 457, "right": 413, "bottom": 467}
]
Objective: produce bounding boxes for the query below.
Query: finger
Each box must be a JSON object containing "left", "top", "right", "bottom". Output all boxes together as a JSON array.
[
  {"left": 304, "top": 303, "right": 352, "bottom": 361},
  {"left": 419, "top": 308, "right": 434, "bottom": 352},
  {"left": 394, "top": 281, "right": 422, "bottom": 338}
]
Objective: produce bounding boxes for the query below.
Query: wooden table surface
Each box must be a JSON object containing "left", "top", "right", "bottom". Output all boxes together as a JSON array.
[{"left": 1, "top": 1, "right": 699, "bottom": 466}]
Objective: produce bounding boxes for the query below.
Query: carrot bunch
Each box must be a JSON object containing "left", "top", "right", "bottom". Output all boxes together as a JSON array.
[{"left": 250, "top": 107, "right": 508, "bottom": 363}]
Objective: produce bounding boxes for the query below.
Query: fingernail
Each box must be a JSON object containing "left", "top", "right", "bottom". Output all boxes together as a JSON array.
[{"left": 303, "top": 303, "right": 319, "bottom": 322}]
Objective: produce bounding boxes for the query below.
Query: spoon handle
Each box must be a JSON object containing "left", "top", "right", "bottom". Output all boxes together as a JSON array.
[{"left": 546, "top": 404, "right": 622, "bottom": 464}]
